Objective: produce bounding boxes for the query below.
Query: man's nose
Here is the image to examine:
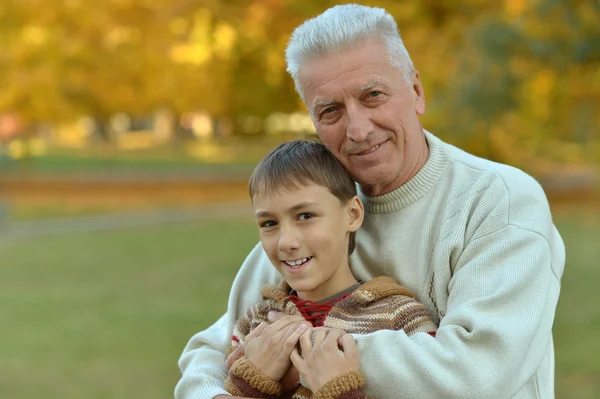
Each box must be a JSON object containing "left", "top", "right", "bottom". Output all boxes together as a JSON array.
[{"left": 346, "top": 104, "right": 373, "bottom": 142}]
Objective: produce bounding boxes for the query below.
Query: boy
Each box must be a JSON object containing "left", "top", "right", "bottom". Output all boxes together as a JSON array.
[{"left": 225, "top": 140, "right": 437, "bottom": 399}]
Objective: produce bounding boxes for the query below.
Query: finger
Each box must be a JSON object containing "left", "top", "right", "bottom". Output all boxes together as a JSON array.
[
  {"left": 226, "top": 345, "right": 244, "bottom": 369},
  {"left": 265, "top": 315, "right": 307, "bottom": 336},
  {"left": 246, "top": 322, "right": 268, "bottom": 341},
  {"left": 338, "top": 334, "right": 358, "bottom": 359},
  {"left": 322, "top": 328, "right": 345, "bottom": 349},
  {"left": 312, "top": 327, "right": 329, "bottom": 348},
  {"left": 282, "top": 323, "right": 308, "bottom": 355},
  {"left": 290, "top": 348, "right": 306, "bottom": 373},
  {"left": 298, "top": 327, "right": 313, "bottom": 355},
  {"left": 271, "top": 322, "right": 297, "bottom": 343}
]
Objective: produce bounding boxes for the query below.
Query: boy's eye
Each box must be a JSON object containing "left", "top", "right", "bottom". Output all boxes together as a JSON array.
[
  {"left": 298, "top": 213, "right": 314, "bottom": 221},
  {"left": 260, "top": 220, "right": 277, "bottom": 228}
]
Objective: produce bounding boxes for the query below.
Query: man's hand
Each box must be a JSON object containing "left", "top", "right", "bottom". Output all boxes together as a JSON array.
[
  {"left": 290, "top": 328, "right": 359, "bottom": 392},
  {"left": 243, "top": 315, "right": 310, "bottom": 381},
  {"left": 226, "top": 345, "right": 244, "bottom": 369}
]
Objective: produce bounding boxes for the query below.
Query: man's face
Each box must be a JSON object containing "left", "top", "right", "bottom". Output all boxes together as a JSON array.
[
  {"left": 253, "top": 182, "right": 361, "bottom": 302},
  {"left": 299, "top": 38, "right": 427, "bottom": 196}
]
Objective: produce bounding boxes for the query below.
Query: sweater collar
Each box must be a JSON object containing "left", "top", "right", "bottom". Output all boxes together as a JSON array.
[
  {"left": 263, "top": 276, "right": 413, "bottom": 307},
  {"left": 357, "top": 130, "right": 449, "bottom": 214}
]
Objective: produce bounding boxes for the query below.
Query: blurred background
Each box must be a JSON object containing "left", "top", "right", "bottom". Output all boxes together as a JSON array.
[{"left": 0, "top": 0, "right": 598, "bottom": 398}]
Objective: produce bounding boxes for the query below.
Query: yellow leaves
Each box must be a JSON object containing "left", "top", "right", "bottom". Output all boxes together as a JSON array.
[
  {"left": 170, "top": 8, "right": 214, "bottom": 66},
  {"left": 20, "top": 25, "right": 48, "bottom": 46},
  {"left": 242, "top": 3, "right": 271, "bottom": 42},
  {"left": 213, "top": 22, "right": 237, "bottom": 60},
  {"left": 522, "top": 69, "right": 556, "bottom": 122},
  {"left": 104, "top": 26, "right": 140, "bottom": 49},
  {"left": 531, "top": 70, "right": 555, "bottom": 97},
  {"left": 170, "top": 43, "right": 212, "bottom": 66},
  {"left": 504, "top": 0, "right": 526, "bottom": 18},
  {"left": 264, "top": 48, "right": 284, "bottom": 87},
  {"left": 169, "top": 17, "right": 187, "bottom": 37}
]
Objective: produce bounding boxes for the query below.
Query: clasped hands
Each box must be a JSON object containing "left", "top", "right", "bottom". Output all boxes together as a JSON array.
[{"left": 220, "top": 312, "right": 360, "bottom": 399}]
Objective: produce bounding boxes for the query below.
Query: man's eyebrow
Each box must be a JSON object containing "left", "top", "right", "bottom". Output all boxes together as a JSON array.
[{"left": 357, "top": 79, "right": 385, "bottom": 96}]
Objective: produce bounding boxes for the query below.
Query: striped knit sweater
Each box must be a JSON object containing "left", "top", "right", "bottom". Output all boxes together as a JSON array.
[{"left": 225, "top": 276, "right": 438, "bottom": 399}]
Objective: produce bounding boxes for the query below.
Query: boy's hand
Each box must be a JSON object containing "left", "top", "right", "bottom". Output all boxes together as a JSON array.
[
  {"left": 244, "top": 316, "right": 310, "bottom": 381},
  {"left": 290, "top": 327, "right": 360, "bottom": 392}
]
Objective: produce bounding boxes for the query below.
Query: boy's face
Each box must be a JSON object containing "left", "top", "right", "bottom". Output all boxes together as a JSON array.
[{"left": 253, "top": 182, "right": 363, "bottom": 302}]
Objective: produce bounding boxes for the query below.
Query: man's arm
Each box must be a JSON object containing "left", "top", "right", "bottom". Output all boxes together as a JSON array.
[
  {"left": 175, "top": 243, "right": 281, "bottom": 399},
  {"left": 354, "top": 223, "right": 564, "bottom": 399}
]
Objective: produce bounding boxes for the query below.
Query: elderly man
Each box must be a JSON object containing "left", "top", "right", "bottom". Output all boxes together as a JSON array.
[{"left": 176, "top": 4, "right": 565, "bottom": 399}]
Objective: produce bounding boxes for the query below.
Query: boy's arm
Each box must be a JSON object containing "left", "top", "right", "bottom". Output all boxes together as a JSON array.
[
  {"left": 175, "top": 243, "right": 281, "bottom": 399},
  {"left": 224, "top": 303, "right": 281, "bottom": 398},
  {"left": 225, "top": 356, "right": 283, "bottom": 398},
  {"left": 312, "top": 371, "right": 366, "bottom": 399},
  {"left": 352, "top": 223, "right": 564, "bottom": 399}
]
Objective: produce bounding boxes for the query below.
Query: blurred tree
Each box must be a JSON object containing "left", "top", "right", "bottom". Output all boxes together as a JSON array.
[
  {"left": 0, "top": 0, "right": 597, "bottom": 165},
  {"left": 438, "top": 0, "right": 600, "bottom": 167}
]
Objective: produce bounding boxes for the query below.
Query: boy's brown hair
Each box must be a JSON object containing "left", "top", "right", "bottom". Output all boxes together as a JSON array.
[{"left": 249, "top": 140, "right": 358, "bottom": 255}]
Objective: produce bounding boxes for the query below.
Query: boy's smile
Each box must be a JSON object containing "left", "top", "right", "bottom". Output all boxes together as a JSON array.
[
  {"left": 253, "top": 182, "right": 362, "bottom": 301},
  {"left": 282, "top": 256, "right": 312, "bottom": 273}
]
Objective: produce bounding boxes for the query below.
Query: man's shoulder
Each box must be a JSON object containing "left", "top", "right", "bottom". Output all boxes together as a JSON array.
[
  {"left": 440, "top": 137, "right": 547, "bottom": 207},
  {"left": 434, "top": 135, "right": 552, "bottom": 236}
]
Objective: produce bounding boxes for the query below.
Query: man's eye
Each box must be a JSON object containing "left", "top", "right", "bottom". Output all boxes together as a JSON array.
[
  {"left": 298, "top": 213, "right": 314, "bottom": 221},
  {"left": 260, "top": 221, "right": 276, "bottom": 228},
  {"left": 369, "top": 90, "right": 381, "bottom": 97},
  {"left": 323, "top": 107, "right": 336, "bottom": 114}
]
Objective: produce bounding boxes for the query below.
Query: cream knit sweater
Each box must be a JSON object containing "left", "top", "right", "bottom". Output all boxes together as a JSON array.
[{"left": 176, "top": 131, "right": 565, "bottom": 399}]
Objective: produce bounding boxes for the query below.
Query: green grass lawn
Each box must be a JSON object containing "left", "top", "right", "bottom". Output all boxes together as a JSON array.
[{"left": 0, "top": 210, "right": 598, "bottom": 398}]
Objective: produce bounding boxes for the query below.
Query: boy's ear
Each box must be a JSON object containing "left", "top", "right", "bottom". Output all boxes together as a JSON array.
[{"left": 347, "top": 195, "right": 364, "bottom": 232}]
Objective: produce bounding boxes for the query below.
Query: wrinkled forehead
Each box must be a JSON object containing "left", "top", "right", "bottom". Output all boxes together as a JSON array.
[{"left": 298, "top": 40, "right": 396, "bottom": 106}]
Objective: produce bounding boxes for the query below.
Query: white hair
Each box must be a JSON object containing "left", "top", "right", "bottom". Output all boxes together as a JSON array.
[{"left": 285, "top": 4, "right": 415, "bottom": 100}]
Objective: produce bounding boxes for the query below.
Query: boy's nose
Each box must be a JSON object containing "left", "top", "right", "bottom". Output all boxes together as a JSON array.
[{"left": 278, "top": 226, "right": 301, "bottom": 253}]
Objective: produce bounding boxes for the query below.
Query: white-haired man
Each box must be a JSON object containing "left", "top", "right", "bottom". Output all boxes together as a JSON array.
[{"left": 176, "top": 5, "right": 565, "bottom": 398}]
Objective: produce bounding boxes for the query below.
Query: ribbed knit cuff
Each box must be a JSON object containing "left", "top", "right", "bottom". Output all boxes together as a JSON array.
[
  {"left": 225, "top": 356, "right": 282, "bottom": 398},
  {"left": 313, "top": 370, "right": 365, "bottom": 399}
]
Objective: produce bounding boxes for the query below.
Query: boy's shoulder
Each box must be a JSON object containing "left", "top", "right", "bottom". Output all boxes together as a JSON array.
[{"left": 353, "top": 276, "right": 416, "bottom": 303}]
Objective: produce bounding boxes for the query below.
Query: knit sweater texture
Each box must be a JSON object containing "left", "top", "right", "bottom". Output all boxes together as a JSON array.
[
  {"left": 176, "top": 131, "right": 565, "bottom": 399},
  {"left": 225, "top": 277, "right": 437, "bottom": 399}
]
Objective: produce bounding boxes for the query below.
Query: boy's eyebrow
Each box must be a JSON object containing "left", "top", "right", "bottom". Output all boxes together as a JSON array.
[{"left": 255, "top": 201, "right": 320, "bottom": 218}]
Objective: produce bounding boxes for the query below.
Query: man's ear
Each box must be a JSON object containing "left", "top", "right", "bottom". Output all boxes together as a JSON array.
[
  {"left": 347, "top": 196, "right": 364, "bottom": 232},
  {"left": 411, "top": 70, "right": 426, "bottom": 116}
]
